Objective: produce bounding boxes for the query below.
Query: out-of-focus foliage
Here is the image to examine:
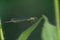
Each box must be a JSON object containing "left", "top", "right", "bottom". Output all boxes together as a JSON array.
[{"left": 42, "top": 15, "right": 57, "bottom": 40}]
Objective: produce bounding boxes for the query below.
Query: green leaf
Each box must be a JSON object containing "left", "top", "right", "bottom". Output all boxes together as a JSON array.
[
  {"left": 17, "top": 17, "right": 43, "bottom": 40},
  {"left": 42, "top": 15, "right": 57, "bottom": 40}
]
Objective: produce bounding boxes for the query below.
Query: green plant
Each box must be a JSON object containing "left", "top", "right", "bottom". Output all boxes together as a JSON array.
[
  {"left": 42, "top": 15, "right": 57, "bottom": 40},
  {"left": 54, "top": 0, "right": 60, "bottom": 40},
  {"left": 17, "top": 15, "right": 57, "bottom": 40},
  {"left": 0, "top": 19, "right": 4, "bottom": 40}
]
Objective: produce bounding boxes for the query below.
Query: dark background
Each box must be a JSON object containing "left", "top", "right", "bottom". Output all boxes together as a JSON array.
[{"left": 0, "top": 0, "right": 56, "bottom": 40}]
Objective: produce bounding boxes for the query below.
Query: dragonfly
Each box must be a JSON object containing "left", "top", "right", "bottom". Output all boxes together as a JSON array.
[{"left": 5, "top": 17, "right": 38, "bottom": 23}]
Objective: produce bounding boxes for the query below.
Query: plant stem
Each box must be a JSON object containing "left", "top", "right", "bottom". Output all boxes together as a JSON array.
[{"left": 54, "top": 0, "right": 60, "bottom": 40}]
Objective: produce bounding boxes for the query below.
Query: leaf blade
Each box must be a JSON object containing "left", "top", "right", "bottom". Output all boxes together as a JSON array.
[
  {"left": 17, "top": 17, "right": 43, "bottom": 40},
  {"left": 42, "top": 15, "right": 57, "bottom": 40}
]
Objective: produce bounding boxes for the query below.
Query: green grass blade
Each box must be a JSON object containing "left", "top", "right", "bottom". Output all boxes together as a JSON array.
[
  {"left": 42, "top": 15, "right": 57, "bottom": 40},
  {"left": 0, "top": 19, "right": 4, "bottom": 40},
  {"left": 17, "top": 17, "right": 43, "bottom": 40}
]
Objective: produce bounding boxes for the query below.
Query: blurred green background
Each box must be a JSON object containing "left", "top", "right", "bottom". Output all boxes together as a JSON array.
[{"left": 0, "top": 0, "right": 56, "bottom": 40}]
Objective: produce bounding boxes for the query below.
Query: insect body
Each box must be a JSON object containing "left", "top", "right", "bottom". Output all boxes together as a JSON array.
[{"left": 5, "top": 17, "right": 37, "bottom": 23}]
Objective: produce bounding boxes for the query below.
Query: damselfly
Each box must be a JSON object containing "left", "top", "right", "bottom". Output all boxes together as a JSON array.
[{"left": 5, "top": 17, "right": 38, "bottom": 23}]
